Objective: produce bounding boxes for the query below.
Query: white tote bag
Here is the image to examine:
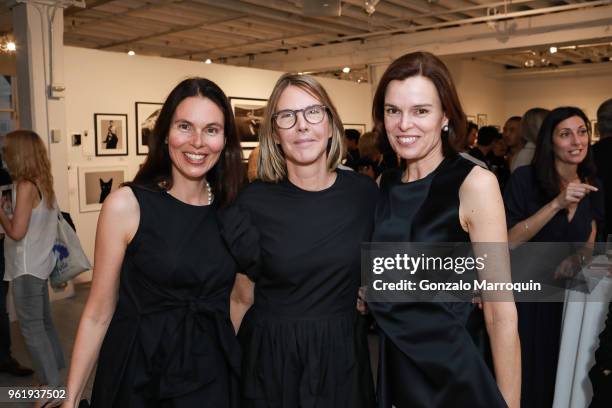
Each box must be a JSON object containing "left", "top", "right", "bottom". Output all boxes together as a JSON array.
[{"left": 50, "top": 210, "right": 91, "bottom": 288}]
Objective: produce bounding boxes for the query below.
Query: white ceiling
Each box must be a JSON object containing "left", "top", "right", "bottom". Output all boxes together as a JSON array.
[{"left": 1, "top": 0, "right": 611, "bottom": 82}]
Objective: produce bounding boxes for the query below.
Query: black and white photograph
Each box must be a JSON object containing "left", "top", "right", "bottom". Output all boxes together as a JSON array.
[
  {"left": 135, "top": 102, "right": 163, "bottom": 155},
  {"left": 78, "top": 166, "right": 127, "bottom": 212},
  {"left": 94, "top": 113, "right": 128, "bottom": 156},
  {"left": 230, "top": 97, "right": 267, "bottom": 148}
]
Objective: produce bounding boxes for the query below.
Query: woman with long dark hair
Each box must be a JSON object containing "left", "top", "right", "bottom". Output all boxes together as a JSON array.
[
  {"left": 63, "top": 77, "right": 244, "bottom": 407},
  {"left": 368, "top": 52, "right": 520, "bottom": 408},
  {"left": 504, "top": 106, "right": 603, "bottom": 407}
]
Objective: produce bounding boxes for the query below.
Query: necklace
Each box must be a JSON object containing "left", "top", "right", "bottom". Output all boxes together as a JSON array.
[{"left": 205, "top": 180, "right": 214, "bottom": 205}]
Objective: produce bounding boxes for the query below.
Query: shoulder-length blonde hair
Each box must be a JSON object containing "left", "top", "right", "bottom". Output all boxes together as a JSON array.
[
  {"left": 3, "top": 130, "right": 56, "bottom": 208},
  {"left": 258, "top": 73, "right": 344, "bottom": 182}
]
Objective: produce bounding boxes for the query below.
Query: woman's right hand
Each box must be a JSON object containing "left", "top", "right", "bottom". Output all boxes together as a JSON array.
[{"left": 554, "top": 182, "right": 598, "bottom": 209}]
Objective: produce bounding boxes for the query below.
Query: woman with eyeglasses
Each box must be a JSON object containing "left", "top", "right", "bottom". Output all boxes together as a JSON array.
[
  {"left": 222, "top": 73, "right": 377, "bottom": 407},
  {"left": 62, "top": 78, "right": 243, "bottom": 408}
]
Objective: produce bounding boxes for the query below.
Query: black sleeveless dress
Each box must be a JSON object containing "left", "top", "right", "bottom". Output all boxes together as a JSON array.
[
  {"left": 90, "top": 186, "right": 241, "bottom": 408},
  {"left": 221, "top": 169, "right": 377, "bottom": 408},
  {"left": 369, "top": 155, "right": 507, "bottom": 408}
]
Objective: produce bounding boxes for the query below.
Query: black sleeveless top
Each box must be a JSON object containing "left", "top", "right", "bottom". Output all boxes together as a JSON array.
[
  {"left": 370, "top": 155, "right": 507, "bottom": 408},
  {"left": 90, "top": 186, "right": 240, "bottom": 407}
]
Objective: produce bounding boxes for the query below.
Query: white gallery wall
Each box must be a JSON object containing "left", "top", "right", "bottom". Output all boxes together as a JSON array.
[
  {"left": 502, "top": 69, "right": 611, "bottom": 120},
  {"left": 63, "top": 46, "right": 373, "bottom": 280}
]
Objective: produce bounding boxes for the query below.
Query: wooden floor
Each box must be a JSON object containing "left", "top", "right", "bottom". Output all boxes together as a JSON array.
[{"left": 0, "top": 283, "right": 380, "bottom": 406}]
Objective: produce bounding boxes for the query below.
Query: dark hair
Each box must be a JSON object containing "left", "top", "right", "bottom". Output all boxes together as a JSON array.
[
  {"left": 131, "top": 77, "right": 243, "bottom": 207},
  {"left": 477, "top": 126, "right": 499, "bottom": 147},
  {"left": 506, "top": 116, "right": 522, "bottom": 124},
  {"left": 532, "top": 106, "right": 596, "bottom": 198},
  {"left": 467, "top": 121, "right": 478, "bottom": 133},
  {"left": 372, "top": 51, "right": 466, "bottom": 157},
  {"left": 597, "top": 98, "right": 612, "bottom": 138},
  {"left": 344, "top": 128, "right": 361, "bottom": 142}
]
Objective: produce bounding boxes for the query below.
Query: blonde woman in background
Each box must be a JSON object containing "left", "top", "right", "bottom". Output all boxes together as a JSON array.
[
  {"left": 511, "top": 108, "right": 550, "bottom": 173},
  {"left": 0, "top": 130, "right": 64, "bottom": 387}
]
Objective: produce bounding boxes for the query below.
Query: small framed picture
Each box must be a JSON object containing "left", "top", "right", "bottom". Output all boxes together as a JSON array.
[
  {"left": 344, "top": 123, "right": 366, "bottom": 135},
  {"left": 466, "top": 115, "right": 476, "bottom": 124},
  {"left": 71, "top": 133, "right": 82, "bottom": 146},
  {"left": 94, "top": 113, "right": 128, "bottom": 156},
  {"left": 477, "top": 114, "right": 488, "bottom": 128},
  {"left": 135, "top": 102, "right": 163, "bottom": 155},
  {"left": 78, "top": 166, "right": 128, "bottom": 212},
  {"left": 230, "top": 97, "right": 267, "bottom": 149}
]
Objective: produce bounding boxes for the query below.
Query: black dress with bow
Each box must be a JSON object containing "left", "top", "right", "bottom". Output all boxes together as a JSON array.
[{"left": 90, "top": 186, "right": 240, "bottom": 408}]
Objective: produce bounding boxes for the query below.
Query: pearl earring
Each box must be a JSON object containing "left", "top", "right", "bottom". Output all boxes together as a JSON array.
[
  {"left": 164, "top": 136, "right": 168, "bottom": 144},
  {"left": 442, "top": 124, "right": 449, "bottom": 132}
]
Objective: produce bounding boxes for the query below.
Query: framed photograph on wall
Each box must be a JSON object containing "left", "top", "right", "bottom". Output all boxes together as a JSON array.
[
  {"left": 78, "top": 166, "right": 128, "bottom": 212},
  {"left": 230, "top": 97, "right": 267, "bottom": 154},
  {"left": 476, "top": 114, "right": 488, "bottom": 128},
  {"left": 94, "top": 113, "right": 128, "bottom": 156},
  {"left": 343, "top": 123, "right": 366, "bottom": 135},
  {"left": 135, "top": 102, "right": 163, "bottom": 155}
]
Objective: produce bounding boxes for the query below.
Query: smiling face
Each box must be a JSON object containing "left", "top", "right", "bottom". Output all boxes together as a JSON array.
[
  {"left": 167, "top": 96, "right": 225, "bottom": 183},
  {"left": 552, "top": 115, "right": 589, "bottom": 165},
  {"left": 273, "top": 85, "right": 331, "bottom": 172},
  {"left": 383, "top": 76, "right": 448, "bottom": 162}
]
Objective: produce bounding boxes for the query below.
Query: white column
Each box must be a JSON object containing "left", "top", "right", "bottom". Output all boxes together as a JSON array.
[{"left": 12, "top": 2, "right": 73, "bottom": 303}]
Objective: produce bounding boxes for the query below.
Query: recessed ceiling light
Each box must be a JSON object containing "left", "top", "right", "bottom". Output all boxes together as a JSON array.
[
  {"left": 204, "top": 58, "right": 212, "bottom": 64},
  {"left": 127, "top": 50, "right": 135, "bottom": 56},
  {"left": 549, "top": 46, "right": 557, "bottom": 54},
  {"left": 342, "top": 66, "right": 350, "bottom": 73},
  {"left": 6, "top": 41, "right": 16, "bottom": 51}
]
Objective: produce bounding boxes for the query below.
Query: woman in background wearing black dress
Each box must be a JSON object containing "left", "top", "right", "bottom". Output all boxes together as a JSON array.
[
  {"left": 63, "top": 78, "right": 243, "bottom": 408},
  {"left": 224, "top": 73, "right": 377, "bottom": 407},
  {"left": 504, "top": 106, "right": 603, "bottom": 408},
  {"left": 368, "top": 52, "right": 520, "bottom": 408}
]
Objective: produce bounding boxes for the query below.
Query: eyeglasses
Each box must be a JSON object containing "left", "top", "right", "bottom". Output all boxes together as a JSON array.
[{"left": 272, "top": 104, "right": 327, "bottom": 129}]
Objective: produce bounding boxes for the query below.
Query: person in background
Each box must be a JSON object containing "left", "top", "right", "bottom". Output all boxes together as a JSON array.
[
  {"left": 589, "top": 97, "right": 612, "bottom": 408},
  {"left": 0, "top": 152, "right": 34, "bottom": 378},
  {"left": 247, "top": 145, "right": 260, "bottom": 182},
  {"left": 503, "top": 116, "right": 523, "bottom": 169},
  {"left": 468, "top": 126, "right": 499, "bottom": 166},
  {"left": 466, "top": 121, "right": 478, "bottom": 150},
  {"left": 592, "top": 98, "right": 612, "bottom": 237},
  {"left": 357, "top": 131, "right": 383, "bottom": 180},
  {"left": 504, "top": 106, "right": 603, "bottom": 408},
  {"left": 0, "top": 130, "right": 63, "bottom": 388},
  {"left": 511, "top": 108, "right": 550, "bottom": 173},
  {"left": 343, "top": 128, "right": 361, "bottom": 170},
  {"left": 488, "top": 133, "right": 510, "bottom": 190}
]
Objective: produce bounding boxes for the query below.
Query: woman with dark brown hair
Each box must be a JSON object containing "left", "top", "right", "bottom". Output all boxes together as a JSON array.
[
  {"left": 368, "top": 52, "right": 520, "bottom": 407},
  {"left": 63, "top": 77, "right": 244, "bottom": 408}
]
